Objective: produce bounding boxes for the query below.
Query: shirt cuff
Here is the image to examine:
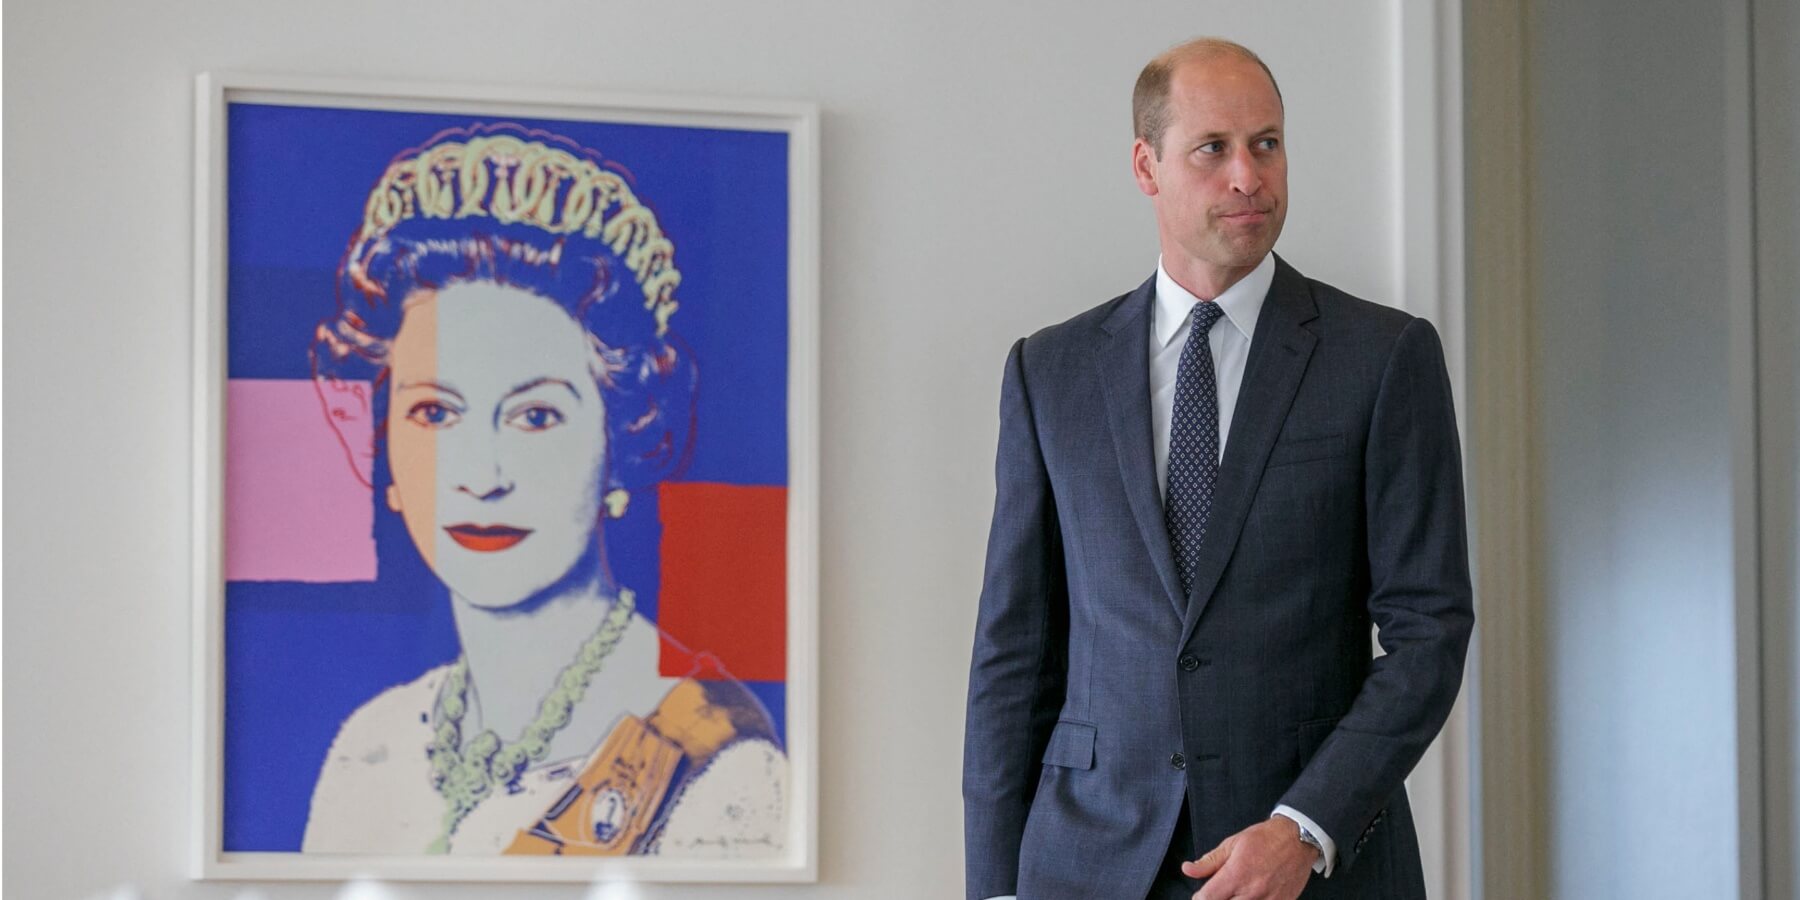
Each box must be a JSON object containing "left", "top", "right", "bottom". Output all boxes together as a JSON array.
[{"left": 1272, "top": 804, "right": 1337, "bottom": 878}]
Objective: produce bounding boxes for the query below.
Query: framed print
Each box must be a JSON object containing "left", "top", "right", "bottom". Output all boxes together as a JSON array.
[{"left": 191, "top": 73, "right": 818, "bottom": 882}]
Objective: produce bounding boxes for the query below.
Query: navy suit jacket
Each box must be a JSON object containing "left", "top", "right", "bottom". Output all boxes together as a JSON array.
[{"left": 963, "top": 257, "right": 1473, "bottom": 899}]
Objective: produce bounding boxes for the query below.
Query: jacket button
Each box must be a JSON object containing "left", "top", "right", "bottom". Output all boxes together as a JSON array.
[
  {"left": 1179, "top": 654, "right": 1201, "bottom": 671},
  {"left": 1170, "top": 752, "right": 1187, "bottom": 771}
]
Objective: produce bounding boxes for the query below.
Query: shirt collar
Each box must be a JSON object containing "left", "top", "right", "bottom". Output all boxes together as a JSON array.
[{"left": 1152, "top": 253, "right": 1275, "bottom": 348}]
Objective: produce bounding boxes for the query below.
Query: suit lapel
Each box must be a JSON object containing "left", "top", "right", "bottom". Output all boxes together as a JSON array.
[
  {"left": 1095, "top": 275, "right": 1188, "bottom": 618},
  {"left": 1179, "top": 257, "right": 1320, "bottom": 646}
]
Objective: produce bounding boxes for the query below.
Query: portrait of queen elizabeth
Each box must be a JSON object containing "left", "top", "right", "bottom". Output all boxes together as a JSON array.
[{"left": 286, "top": 123, "right": 788, "bottom": 857}]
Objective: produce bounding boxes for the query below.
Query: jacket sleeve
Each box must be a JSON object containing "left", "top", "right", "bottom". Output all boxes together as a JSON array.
[
  {"left": 1276, "top": 316, "right": 1474, "bottom": 872},
  {"left": 963, "top": 337, "right": 1070, "bottom": 900}
]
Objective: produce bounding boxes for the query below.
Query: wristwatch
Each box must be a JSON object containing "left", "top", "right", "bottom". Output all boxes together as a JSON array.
[{"left": 1292, "top": 819, "right": 1325, "bottom": 859}]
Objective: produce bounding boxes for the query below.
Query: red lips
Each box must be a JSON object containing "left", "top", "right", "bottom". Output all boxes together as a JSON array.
[{"left": 444, "top": 524, "right": 533, "bottom": 552}]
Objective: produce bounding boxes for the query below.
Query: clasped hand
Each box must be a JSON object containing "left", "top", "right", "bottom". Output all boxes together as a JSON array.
[{"left": 1181, "top": 816, "right": 1318, "bottom": 900}]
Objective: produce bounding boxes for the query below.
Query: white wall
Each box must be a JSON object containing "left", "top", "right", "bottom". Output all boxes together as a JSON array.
[
  {"left": 1528, "top": 0, "right": 1762, "bottom": 895},
  {"left": 2, "top": 2, "right": 1424, "bottom": 898},
  {"left": 1755, "top": 0, "right": 1800, "bottom": 895}
]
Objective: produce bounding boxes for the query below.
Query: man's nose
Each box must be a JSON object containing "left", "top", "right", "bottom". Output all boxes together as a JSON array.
[{"left": 1228, "top": 147, "right": 1263, "bottom": 197}]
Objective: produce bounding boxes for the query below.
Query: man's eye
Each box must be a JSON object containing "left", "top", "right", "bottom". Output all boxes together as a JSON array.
[
  {"left": 1198, "top": 141, "right": 1224, "bottom": 154},
  {"left": 506, "top": 404, "right": 566, "bottom": 433},
  {"left": 1258, "top": 138, "right": 1281, "bottom": 150},
  {"left": 405, "top": 401, "right": 461, "bottom": 428}
]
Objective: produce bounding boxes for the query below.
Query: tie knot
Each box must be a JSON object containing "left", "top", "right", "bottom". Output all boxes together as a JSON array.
[{"left": 1192, "top": 301, "right": 1226, "bottom": 334}]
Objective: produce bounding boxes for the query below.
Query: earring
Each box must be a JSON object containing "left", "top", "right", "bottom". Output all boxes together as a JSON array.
[
  {"left": 603, "top": 489, "right": 630, "bottom": 518},
  {"left": 386, "top": 484, "right": 402, "bottom": 512}
]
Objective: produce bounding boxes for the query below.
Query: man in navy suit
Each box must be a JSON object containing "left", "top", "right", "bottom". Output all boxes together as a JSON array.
[{"left": 963, "top": 38, "right": 1473, "bottom": 900}]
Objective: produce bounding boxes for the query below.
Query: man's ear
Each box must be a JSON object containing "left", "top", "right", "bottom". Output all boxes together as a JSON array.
[
  {"left": 1132, "top": 138, "right": 1160, "bottom": 198},
  {"left": 313, "top": 373, "right": 377, "bottom": 488}
]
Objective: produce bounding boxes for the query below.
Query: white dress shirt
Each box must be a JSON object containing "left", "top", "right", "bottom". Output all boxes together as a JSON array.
[
  {"left": 1149, "top": 254, "right": 1273, "bottom": 494},
  {"left": 982, "top": 256, "right": 1331, "bottom": 899}
]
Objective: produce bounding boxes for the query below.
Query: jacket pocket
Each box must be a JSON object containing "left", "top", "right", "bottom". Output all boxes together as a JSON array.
[
  {"left": 1267, "top": 433, "right": 1346, "bottom": 468},
  {"left": 1040, "top": 720, "right": 1097, "bottom": 770}
]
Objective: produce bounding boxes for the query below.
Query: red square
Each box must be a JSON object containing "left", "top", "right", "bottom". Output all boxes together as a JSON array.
[{"left": 656, "top": 482, "right": 787, "bottom": 682}]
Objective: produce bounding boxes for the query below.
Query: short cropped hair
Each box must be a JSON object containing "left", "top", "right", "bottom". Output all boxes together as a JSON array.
[{"left": 1133, "top": 37, "right": 1283, "bottom": 156}]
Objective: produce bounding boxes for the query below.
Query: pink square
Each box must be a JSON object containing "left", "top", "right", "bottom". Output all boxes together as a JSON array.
[{"left": 225, "top": 379, "right": 377, "bottom": 583}]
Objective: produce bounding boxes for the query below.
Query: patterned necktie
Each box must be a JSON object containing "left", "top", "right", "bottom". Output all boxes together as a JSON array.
[{"left": 1165, "top": 300, "right": 1228, "bottom": 599}]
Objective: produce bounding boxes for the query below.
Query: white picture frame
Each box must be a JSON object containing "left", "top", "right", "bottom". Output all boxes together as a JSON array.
[{"left": 191, "top": 71, "right": 819, "bottom": 884}]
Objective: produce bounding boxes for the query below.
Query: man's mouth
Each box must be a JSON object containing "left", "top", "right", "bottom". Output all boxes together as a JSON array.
[{"left": 444, "top": 524, "right": 533, "bottom": 552}]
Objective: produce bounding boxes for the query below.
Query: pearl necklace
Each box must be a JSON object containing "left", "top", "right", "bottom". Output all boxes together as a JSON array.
[{"left": 424, "top": 590, "right": 637, "bottom": 853}]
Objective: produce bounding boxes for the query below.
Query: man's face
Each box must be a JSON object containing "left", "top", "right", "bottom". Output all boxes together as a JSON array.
[{"left": 1133, "top": 53, "right": 1287, "bottom": 282}]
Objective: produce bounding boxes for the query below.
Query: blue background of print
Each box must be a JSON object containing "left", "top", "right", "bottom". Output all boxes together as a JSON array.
[{"left": 221, "top": 102, "right": 789, "bottom": 853}]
